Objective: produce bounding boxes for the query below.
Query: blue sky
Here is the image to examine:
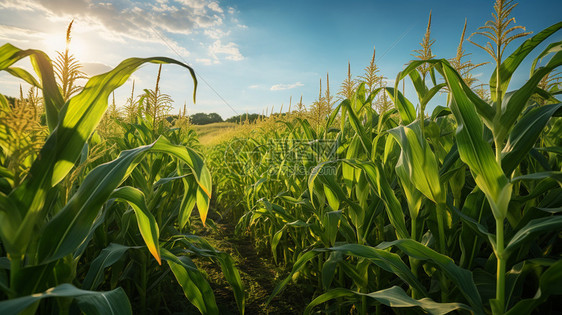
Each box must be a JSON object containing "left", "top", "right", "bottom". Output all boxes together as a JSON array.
[{"left": 0, "top": 0, "right": 560, "bottom": 119}]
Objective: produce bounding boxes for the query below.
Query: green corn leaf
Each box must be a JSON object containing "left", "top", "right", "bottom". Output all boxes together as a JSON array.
[
  {"left": 323, "top": 184, "right": 340, "bottom": 210},
  {"left": 329, "top": 244, "right": 428, "bottom": 297},
  {"left": 385, "top": 87, "right": 416, "bottom": 125},
  {"left": 340, "top": 99, "right": 372, "bottom": 156},
  {"left": 502, "top": 103, "right": 562, "bottom": 175},
  {"left": 343, "top": 136, "right": 361, "bottom": 189},
  {"left": 161, "top": 248, "right": 219, "bottom": 315},
  {"left": 22, "top": 55, "right": 195, "bottom": 196},
  {"left": 421, "top": 83, "right": 446, "bottom": 108},
  {"left": 342, "top": 160, "right": 409, "bottom": 239},
  {"left": 267, "top": 250, "right": 322, "bottom": 305},
  {"left": 271, "top": 226, "right": 287, "bottom": 263},
  {"left": 457, "top": 189, "right": 492, "bottom": 269},
  {"left": 403, "top": 59, "right": 495, "bottom": 127},
  {"left": 406, "top": 69, "right": 446, "bottom": 110},
  {"left": 505, "top": 260, "right": 562, "bottom": 315},
  {"left": 441, "top": 63, "right": 512, "bottom": 220},
  {"left": 171, "top": 235, "right": 246, "bottom": 314},
  {"left": 82, "top": 243, "right": 140, "bottom": 291},
  {"left": 322, "top": 251, "right": 343, "bottom": 290},
  {"left": 151, "top": 138, "right": 212, "bottom": 225},
  {"left": 36, "top": 144, "right": 153, "bottom": 263},
  {"left": 504, "top": 259, "right": 556, "bottom": 309},
  {"left": 0, "top": 93, "right": 9, "bottom": 111},
  {"left": 389, "top": 123, "right": 445, "bottom": 204},
  {"left": 4, "top": 67, "right": 39, "bottom": 87},
  {"left": 511, "top": 171, "right": 562, "bottom": 184},
  {"left": 490, "top": 22, "right": 562, "bottom": 103},
  {"left": 0, "top": 43, "right": 64, "bottom": 132},
  {"left": 431, "top": 106, "right": 452, "bottom": 120},
  {"left": 36, "top": 137, "right": 207, "bottom": 263},
  {"left": 377, "top": 239, "right": 483, "bottom": 313},
  {"left": 497, "top": 51, "right": 562, "bottom": 141},
  {"left": 0, "top": 192, "right": 22, "bottom": 253},
  {"left": 214, "top": 253, "right": 246, "bottom": 315},
  {"left": 0, "top": 284, "right": 131, "bottom": 315},
  {"left": 390, "top": 131, "right": 423, "bottom": 220},
  {"left": 110, "top": 187, "right": 161, "bottom": 264},
  {"left": 531, "top": 41, "right": 562, "bottom": 75},
  {"left": 408, "top": 69, "right": 429, "bottom": 99},
  {"left": 304, "top": 286, "right": 472, "bottom": 315},
  {"left": 178, "top": 177, "right": 198, "bottom": 230},
  {"left": 323, "top": 210, "right": 342, "bottom": 246},
  {"left": 7, "top": 56, "right": 197, "bottom": 257},
  {"left": 504, "top": 216, "right": 562, "bottom": 257}
]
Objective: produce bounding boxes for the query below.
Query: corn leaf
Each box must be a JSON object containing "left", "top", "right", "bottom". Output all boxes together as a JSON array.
[
  {"left": 385, "top": 87, "right": 416, "bottom": 125},
  {"left": 110, "top": 187, "right": 161, "bottom": 264},
  {"left": 37, "top": 137, "right": 206, "bottom": 263},
  {"left": 304, "top": 286, "right": 472, "bottom": 315},
  {"left": 502, "top": 103, "right": 562, "bottom": 175},
  {"left": 505, "top": 260, "right": 562, "bottom": 315},
  {"left": 497, "top": 51, "right": 562, "bottom": 141},
  {"left": 0, "top": 284, "right": 131, "bottom": 315},
  {"left": 161, "top": 248, "right": 219, "bottom": 315},
  {"left": 389, "top": 123, "right": 444, "bottom": 204},
  {"left": 82, "top": 243, "right": 140, "bottom": 290},
  {"left": 178, "top": 177, "right": 198, "bottom": 229},
  {"left": 4, "top": 67, "right": 39, "bottom": 87},
  {"left": 504, "top": 216, "right": 562, "bottom": 256},
  {"left": 329, "top": 244, "right": 428, "bottom": 296},
  {"left": 377, "top": 239, "right": 483, "bottom": 313},
  {"left": 490, "top": 22, "right": 562, "bottom": 102},
  {"left": 8, "top": 56, "right": 197, "bottom": 257},
  {"left": 441, "top": 63, "right": 512, "bottom": 220},
  {"left": 342, "top": 160, "right": 409, "bottom": 239},
  {"left": 174, "top": 235, "right": 246, "bottom": 315},
  {"left": 0, "top": 44, "right": 63, "bottom": 131}
]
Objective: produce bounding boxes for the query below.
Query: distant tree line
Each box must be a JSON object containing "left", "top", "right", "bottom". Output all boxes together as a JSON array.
[
  {"left": 189, "top": 112, "right": 223, "bottom": 125},
  {"left": 225, "top": 113, "right": 265, "bottom": 124}
]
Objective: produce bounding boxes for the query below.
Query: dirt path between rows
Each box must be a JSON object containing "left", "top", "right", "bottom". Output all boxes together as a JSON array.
[{"left": 190, "top": 216, "right": 312, "bottom": 315}]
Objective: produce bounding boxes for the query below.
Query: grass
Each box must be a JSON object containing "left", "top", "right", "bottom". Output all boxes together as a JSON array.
[{"left": 193, "top": 122, "right": 239, "bottom": 145}]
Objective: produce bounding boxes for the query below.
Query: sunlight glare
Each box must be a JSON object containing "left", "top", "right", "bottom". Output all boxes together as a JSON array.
[{"left": 42, "top": 32, "right": 86, "bottom": 62}]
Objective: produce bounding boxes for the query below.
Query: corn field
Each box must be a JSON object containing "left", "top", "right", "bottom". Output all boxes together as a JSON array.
[{"left": 1, "top": 1, "right": 561, "bottom": 314}]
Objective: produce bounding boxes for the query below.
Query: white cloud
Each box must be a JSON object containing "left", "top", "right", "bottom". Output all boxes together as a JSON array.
[
  {"left": 208, "top": 2, "right": 223, "bottom": 13},
  {"left": 196, "top": 58, "right": 215, "bottom": 65},
  {"left": 270, "top": 82, "right": 304, "bottom": 91},
  {"left": 209, "top": 40, "right": 244, "bottom": 62},
  {"left": 248, "top": 84, "right": 260, "bottom": 89},
  {"left": 82, "top": 62, "right": 113, "bottom": 76},
  {"left": 0, "top": 0, "right": 248, "bottom": 67},
  {"left": 204, "top": 28, "right": 230, "bottom": 39},
  {"left": 1, "top": 0, "right": 226, "bottom": 39},
  {"left": 0, "top": 24, "right": 43, "bottom": 44}
]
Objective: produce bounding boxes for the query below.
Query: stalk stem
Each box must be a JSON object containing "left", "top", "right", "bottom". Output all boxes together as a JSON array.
[
  {"left": 9, "top": 255, "right": 21, "bottom": 298},
  {"left": 140, "top": 253, "right": 147, "bottom": 315},
  {"left": 411, "top": 217, "right": 418, "bottom": 242},
  {"left": 495, "top": 139, "right": 503, "bottom": 166},
  {"left": 361, "top": 295, "right": 367, "bottom": 315},
  {"left": 436, "top": 203, "right": 446, "bottom": 254},
  {"left": 436, "top": 203, "right": 448, "bottom": 302},
  {"left": 495, "top": 219, "right": 506, "bottom": 314}
]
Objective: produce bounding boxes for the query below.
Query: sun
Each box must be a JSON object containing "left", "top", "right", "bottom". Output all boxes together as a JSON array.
[{"left": 42, "top": 31, "right": 86, "bottom": 62}]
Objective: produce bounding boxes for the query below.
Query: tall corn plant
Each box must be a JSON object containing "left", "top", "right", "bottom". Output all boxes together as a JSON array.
[
  {"left": 266, "top": 18, "right": 561, "bottom": 315},
  {"left": 0, "top": 44, "right": 245, "bottom": 315},
  {"left": 394, "top": 19, "right": 562, "bottom": 315}
]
